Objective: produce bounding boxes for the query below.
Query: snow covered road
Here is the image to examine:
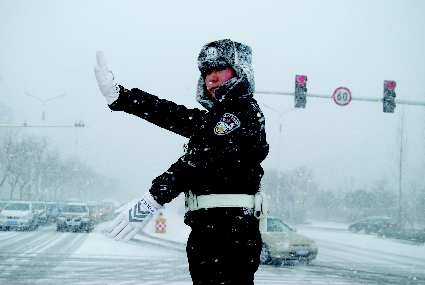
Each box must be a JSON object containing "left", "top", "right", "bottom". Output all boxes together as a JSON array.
[
  {"left": 0, "top": 225, "right": 189, "bottom": 285},
  {"left": 0, "top": 220, "right": 424, "bottom": 284}
]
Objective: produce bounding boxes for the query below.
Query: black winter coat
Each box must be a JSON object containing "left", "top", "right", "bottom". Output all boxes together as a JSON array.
[{"left": 109, "top": 85, "right": 269, "bottom": 212}]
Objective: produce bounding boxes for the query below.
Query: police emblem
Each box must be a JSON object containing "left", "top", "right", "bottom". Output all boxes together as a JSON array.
[
  {"left": 214, "top": 113, "right": 241, "bottom": 135},
  {"left": 205, "top": 47, "right": 218, "bottom": 60}
]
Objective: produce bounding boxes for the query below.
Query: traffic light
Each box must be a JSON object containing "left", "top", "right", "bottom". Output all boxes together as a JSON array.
[
  {"left": 383, "top": 80, "right": 396, "bottom": 113},
  {"left": 295, "top": 75, "right": 307, "bottom": 108}
]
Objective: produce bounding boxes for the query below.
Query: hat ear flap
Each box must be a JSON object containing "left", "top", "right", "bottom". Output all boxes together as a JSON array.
[{"left": 196, "top": 76, "right": 214, "bottom": 110}]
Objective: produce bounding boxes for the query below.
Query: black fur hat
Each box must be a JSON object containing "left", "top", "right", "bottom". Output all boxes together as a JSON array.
[{"left": 196, "top": 39, "right": 255, "bottom": 109}]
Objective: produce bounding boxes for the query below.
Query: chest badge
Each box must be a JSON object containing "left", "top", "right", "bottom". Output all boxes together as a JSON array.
[{"left": 214, "top": 113, "right": 241, "bottom": 135}]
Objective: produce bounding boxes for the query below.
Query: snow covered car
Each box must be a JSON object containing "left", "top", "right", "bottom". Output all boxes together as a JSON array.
[
  {"left": 32, "top": 201, "right": 48, "bottom": 225},
  {"left": 56, "top": 203, "right": 94, "bottom": 232},
  {"left": 348, "top": 216, "right": 397, "bottom": 234},
  {"left": 0, "top": 201, "right": 38, "bottom": 231},
  {"left": 260, "top": 217, "right": 318, "bottom": 265}
]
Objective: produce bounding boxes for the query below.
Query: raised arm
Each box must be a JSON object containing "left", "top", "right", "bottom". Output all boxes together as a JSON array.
[
  {"left": 94, "top": 51, "right": 206, "bottom": 138},
  {"left": 109, "top": 86, "right": 206, "bottom": 138}
]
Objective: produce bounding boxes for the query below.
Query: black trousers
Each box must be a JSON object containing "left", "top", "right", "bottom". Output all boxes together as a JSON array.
[{"left": 185, "top": 210, "right": 262, "bottom": 285}]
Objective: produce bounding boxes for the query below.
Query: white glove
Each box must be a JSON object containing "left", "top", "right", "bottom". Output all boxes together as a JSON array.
[
  {"left": 106, "top": 192, "right": 162, "bottom": 241},
  {"left": 94, "top": 51, "right": 120, "bottom": 105}
]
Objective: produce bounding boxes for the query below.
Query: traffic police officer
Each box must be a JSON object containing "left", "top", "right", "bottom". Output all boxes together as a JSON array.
[{"left": 95, "top": 39, "right": 269, "bottom": 285}]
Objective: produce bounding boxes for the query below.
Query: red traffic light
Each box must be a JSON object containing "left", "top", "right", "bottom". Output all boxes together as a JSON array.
[
  {"left": 384, "top": 80, "right": 396, "bottom": 91},
  {"left": 294, "top": 74, "right": 307, "bottom": 108},
  {"left": 383, "top": 80, "right": 396, "bottom": 113},
  {"left": 296, "top": 75, "right": 307, "bottom": 86}
]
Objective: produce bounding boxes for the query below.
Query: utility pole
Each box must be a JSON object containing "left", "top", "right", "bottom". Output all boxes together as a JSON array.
[{"left": 398, "top": 107, "right": 405, "bottom": 228}]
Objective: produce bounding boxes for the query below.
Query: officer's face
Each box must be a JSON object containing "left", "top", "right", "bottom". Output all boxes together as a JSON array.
[{"left": 204, "top": 67, "right": 235, "bottom": 98}]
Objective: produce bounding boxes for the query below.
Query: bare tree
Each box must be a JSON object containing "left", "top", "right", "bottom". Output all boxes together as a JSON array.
[
  {"left": 0, "top": 134, "right": 16, "bottom": 189},
  {"left": 0, "top": 133, "right": 120, "bottom": 203}
]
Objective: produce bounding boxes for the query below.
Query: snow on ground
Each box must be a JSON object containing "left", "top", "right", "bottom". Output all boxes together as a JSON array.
[
  {"left": 71, "top": 229, "right": 174, "bottom": 259},
  {"left": 298, "top": 220, "right": 425, "bottom": 261},
  {"left": 2, "top": 214, "right": 425, "bottom": 284},
  {"left": 68, "top": 203, "right": 425, "bottom": 284}
]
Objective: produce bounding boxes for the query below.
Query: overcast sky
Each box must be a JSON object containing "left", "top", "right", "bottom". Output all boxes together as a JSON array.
[{"left": 0, "top": 0, "right": 424, "bottom": 201}]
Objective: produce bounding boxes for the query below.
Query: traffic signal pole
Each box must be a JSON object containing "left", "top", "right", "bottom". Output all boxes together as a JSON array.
[
  {"left": 258, "top": 83, "right": 423, "bottom": 229},
  {"left": 256, "top": 90, "right": 425, "bottom": 107},
  {"left": 398, "top": 109, "right": 405, "bottom": 228}
]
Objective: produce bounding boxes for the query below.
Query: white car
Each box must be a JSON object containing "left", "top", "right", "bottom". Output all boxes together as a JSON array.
[
  {"left": 260, "top": 216, "right": 318, "bottom": 265},
  {"left": 56, "top": 202, "right": 94, "bottom": 232},
  {"left": 0, "top": 201, "right": 38, "bottom": 231}
]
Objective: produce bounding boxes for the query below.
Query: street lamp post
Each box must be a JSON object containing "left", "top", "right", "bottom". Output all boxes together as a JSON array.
[{"left": 25, "top": 91, "right": 66, "bottom": 121}]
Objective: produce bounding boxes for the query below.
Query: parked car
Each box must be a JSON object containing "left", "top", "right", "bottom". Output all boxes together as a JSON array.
[
  {"left": 0, "top": 201, "right": 38, "bottom": 231},
  {"left": 348, "top": 216, "right": 397, "bottom": 234},
  {"left": 56, "top": 202, "right": 94, "bottom": 232},
  {"left": 260, "top": 216, "right": 318, "bottom": 265},
  {"left": 378, "top": 227, "right": 425, "bottom": 244}
]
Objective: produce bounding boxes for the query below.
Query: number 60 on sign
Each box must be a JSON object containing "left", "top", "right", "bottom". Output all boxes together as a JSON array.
[{"left": 332, "top": 87, "right": 352, "bottom": 106}]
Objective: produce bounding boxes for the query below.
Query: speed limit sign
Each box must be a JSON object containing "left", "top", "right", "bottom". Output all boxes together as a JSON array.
[{"left": 332, "top": 87, "right": 352, "bottom": 106}]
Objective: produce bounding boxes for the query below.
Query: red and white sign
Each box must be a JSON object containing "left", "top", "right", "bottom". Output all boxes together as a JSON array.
[{"left": 332, "top": 87, "right": 352, "bottom": 106}]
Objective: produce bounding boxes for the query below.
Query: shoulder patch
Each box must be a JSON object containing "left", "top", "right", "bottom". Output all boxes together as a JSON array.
[{"left": 214, "top": 113, "right": 241, "bottom": 135}]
